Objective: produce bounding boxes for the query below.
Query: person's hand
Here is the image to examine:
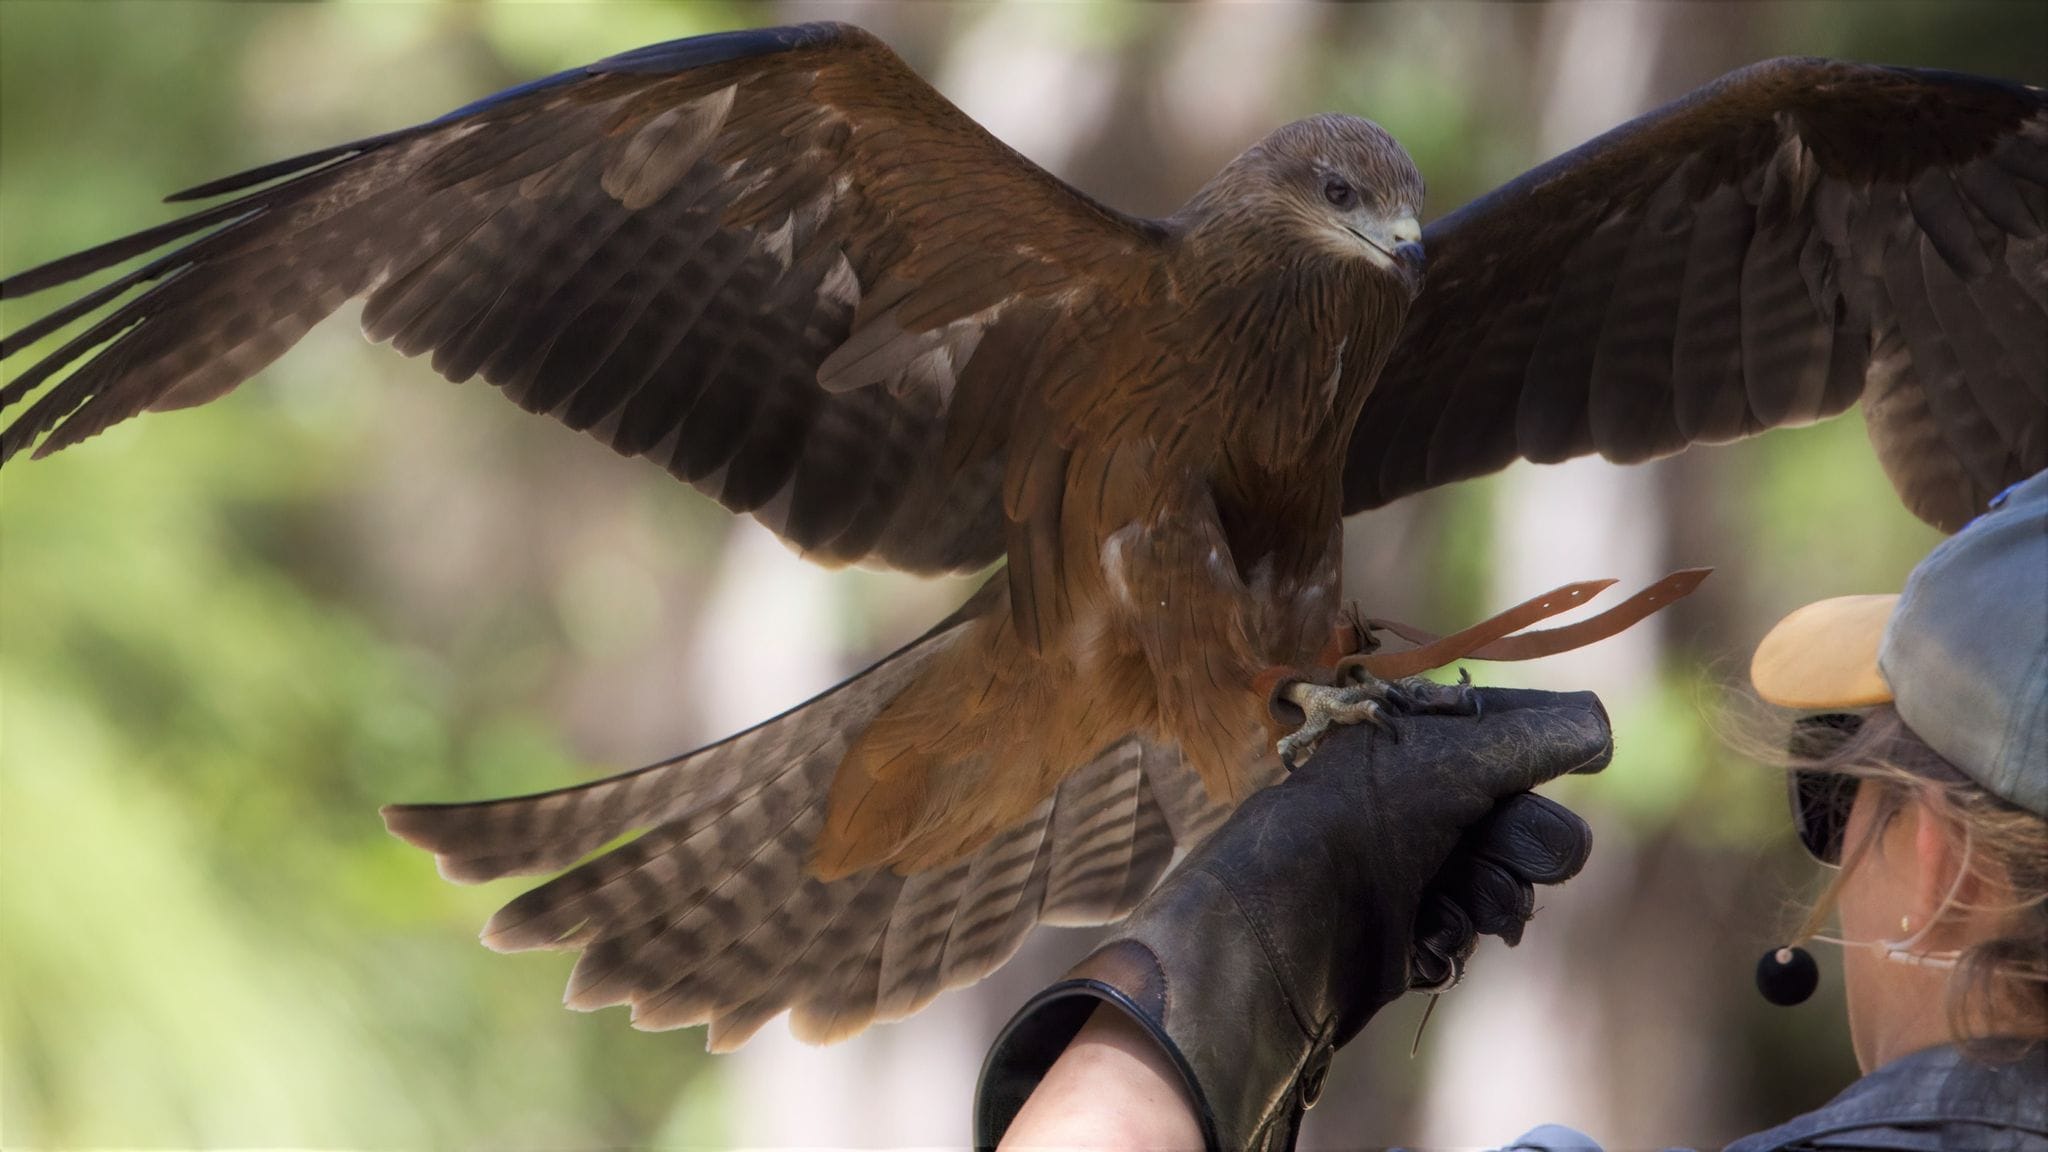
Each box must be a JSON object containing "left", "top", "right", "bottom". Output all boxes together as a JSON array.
[
  {"left": 1304, "top": 686, "right": 1609, "bottom": 1014},
  {"left": 976, "top": 686, "right": 1610, "bottom": 1152},
  {"left": 1177, "top": 686, "right": 1607, "bottom": 1042}
]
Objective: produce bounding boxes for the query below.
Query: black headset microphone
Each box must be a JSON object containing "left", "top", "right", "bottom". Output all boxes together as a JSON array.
[{"left": 1756, "top": 945, "right": 1820, "bottom": 1006}]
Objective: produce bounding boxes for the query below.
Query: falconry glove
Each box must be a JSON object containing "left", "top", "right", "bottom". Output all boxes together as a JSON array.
[{"left": 974, "top": 687, "right": 1610, "bottom": 1152}]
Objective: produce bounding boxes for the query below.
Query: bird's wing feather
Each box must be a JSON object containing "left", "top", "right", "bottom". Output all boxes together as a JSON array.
[
  {"left": 1344, "top": 58, "right": 2048, "bottom": 531},
  {"left": 0, "top": 21, "right": 1163, "bottom": 574}
]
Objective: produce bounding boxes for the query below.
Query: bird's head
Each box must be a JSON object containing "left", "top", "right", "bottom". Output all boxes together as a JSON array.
[{"left": 1180, "top": 113, "right": 1426, "bottom": 290}]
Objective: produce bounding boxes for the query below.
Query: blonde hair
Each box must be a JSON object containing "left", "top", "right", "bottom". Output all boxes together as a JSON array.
[{"left": 1781, "top": 705, "right": 2048, "bottom": 1053}]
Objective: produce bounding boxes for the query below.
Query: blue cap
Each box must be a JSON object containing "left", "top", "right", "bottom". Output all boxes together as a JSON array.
[
  {"left": 1881, "top": 469, "right": 2048, "bottom": 816},
  {"left": 1752, "top": 468, "right": 2047, "bottom": 816}
]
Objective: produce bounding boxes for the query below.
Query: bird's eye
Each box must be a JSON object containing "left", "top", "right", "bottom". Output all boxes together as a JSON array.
[{"left": 1323, "top": 179, "right": 1356, "bottom": 209}]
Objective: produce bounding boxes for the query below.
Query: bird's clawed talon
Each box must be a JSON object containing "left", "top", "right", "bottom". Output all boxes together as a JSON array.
[
  {"left": 1277, "top": 679, "right": 1395, "bottom": 769},
  {"left": 1369, "top": 665, "right": 1480, "bottom": 718},
  {"left": 1276, "top": 667, "right": 1480, "bottom": 768}
]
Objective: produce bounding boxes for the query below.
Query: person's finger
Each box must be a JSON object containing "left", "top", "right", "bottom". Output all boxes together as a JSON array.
[
  {"left": 1409, "top": 893, "right": 1475, "bottom": 991},
  {"left": 1385, "top": 693, "right": 1612, "bottom": 795},
  {"left": 1467, "top": 792, "right": 1595, "bottom": 886},
  {"left": 1427, "top": 852, "right": 1536, "bottom": 944},
  {"left": 1426, "top": 793, "right": 1594, "bottom": 947},
  {"left": 1450, "top": 686, "right": 1604, "bottom": 720}
]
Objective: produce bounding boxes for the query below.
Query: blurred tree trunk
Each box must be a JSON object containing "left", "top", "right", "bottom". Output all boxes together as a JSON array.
[{"left": 1413, "top": 2, "right": 1688, "bottom": 1145}]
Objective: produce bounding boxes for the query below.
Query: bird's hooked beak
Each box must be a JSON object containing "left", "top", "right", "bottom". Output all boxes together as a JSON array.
[{"left": 1346, "top": 215, "right": 1425, "bottom": 282}]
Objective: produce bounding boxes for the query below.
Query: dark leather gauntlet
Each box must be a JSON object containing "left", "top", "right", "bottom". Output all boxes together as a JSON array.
[{"left": 975, "top": 688, "right": 1610, "bottom": 1151}]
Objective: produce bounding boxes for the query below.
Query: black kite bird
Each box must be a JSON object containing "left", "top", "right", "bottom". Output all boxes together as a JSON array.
[{"left": 4, "top": 23, "right": 2045, "bottom": 1049}]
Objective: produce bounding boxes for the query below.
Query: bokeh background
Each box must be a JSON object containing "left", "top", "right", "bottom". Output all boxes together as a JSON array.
[{"left": 2, "top": 1, "right": 2040, "bottom": 1148}]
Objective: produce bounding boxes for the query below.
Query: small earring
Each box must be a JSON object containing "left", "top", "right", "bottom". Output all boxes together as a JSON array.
[{"left": 1900, "top": 914, "right": 1912, "bottom": 933}]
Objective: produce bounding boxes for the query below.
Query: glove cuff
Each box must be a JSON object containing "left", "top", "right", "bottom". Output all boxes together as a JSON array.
[
  {"left": 974, "top": 869, "right": 1339, "bottom": 1151},
  {"left": 973, "top": 972, "right": 1222, "bottom": 1151}
]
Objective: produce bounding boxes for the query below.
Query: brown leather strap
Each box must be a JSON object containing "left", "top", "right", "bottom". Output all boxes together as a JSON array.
[
  {"left": 1344, "top": 568, "right": 1711, "bottom": 680},
  {"left": 1343, "top": 580, "right": 1614, "bottom": 680}
]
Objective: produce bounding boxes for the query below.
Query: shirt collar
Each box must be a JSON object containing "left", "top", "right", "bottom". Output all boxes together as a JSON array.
[{"left": 1725, "top": 1044, "right": 2048, "bottom": 1152}]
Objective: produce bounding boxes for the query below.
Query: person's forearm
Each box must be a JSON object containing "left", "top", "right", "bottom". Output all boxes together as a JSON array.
[{"left": 1000, "top": 1005, "right": 1205, "bottom": 1150}]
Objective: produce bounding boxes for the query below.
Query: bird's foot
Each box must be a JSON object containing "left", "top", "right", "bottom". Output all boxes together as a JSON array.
[
  {"left": 1275, "top": 666, "right": 1479, "bottom": 769},
  {"left": 1276, "top": 679, "right": 1394, "bottom": 769},
  {"left": 1356, "top": 663, "right": 1480, "bottom": 718}
]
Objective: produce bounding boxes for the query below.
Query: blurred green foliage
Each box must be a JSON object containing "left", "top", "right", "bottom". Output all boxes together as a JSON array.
[{"left": 1, "top": 5, "right": 751, "bottom": 1147}]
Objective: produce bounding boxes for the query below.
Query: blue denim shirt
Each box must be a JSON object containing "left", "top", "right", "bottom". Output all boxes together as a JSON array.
[{"left": 1504, "top": 1044, "right": 2047, "bottom": 1152}]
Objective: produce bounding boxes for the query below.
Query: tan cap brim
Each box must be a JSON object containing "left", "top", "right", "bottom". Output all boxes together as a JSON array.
[{"left": 1750, "top": 594, "right": 1899, "bottom": 709}]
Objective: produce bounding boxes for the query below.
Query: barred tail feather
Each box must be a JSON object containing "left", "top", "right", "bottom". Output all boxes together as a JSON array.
[
  {"left": 380, "top": 593, "right": 960, "bottom": 886},
  {"left": 381, "top": 582, "right": 1237, "bottom": 1049}
]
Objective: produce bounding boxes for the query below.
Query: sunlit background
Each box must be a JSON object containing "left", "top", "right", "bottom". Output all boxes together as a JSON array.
[{"left": 2, "top": 2, "right": 2040, "bottom": 1148}]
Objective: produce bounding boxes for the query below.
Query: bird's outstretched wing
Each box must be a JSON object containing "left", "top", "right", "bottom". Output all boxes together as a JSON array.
[
  {"left": 0, "top": 22, "right": 1163, "bottom": 573},
  {"left": 1344, "top": 59, "right": 2048, "bottom": 531}
]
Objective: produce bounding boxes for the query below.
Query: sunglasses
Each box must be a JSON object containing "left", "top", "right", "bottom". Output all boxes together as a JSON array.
[{"left": 1787, "top": 713, "right": 1864, "bottom": 866}]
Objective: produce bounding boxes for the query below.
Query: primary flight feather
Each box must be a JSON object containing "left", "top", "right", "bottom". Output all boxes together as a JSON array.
[{"left": 4, "top": 22, "right": 2043, "bottom": 1050}]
